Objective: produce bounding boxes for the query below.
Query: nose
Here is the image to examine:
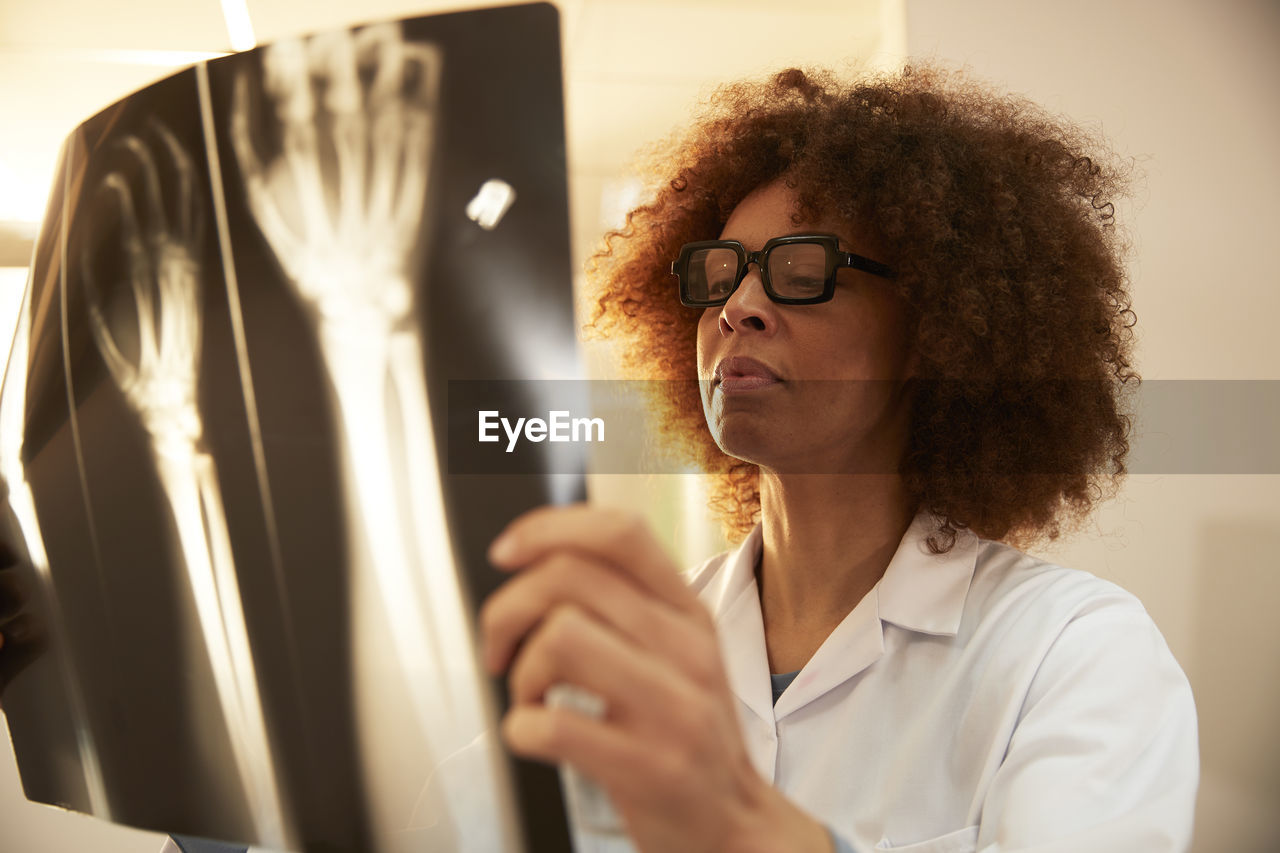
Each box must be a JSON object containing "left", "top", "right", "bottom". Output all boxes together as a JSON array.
[{"left": 717, "top": 265, "right": 778, "bottom": 336}]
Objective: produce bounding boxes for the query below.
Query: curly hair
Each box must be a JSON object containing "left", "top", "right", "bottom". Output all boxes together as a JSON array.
[{"left": 588, "top": 65, "right": 1137, "bottom": 551}]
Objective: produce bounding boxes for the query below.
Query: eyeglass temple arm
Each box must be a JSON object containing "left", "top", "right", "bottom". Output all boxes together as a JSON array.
[{"left": 842, "top": 252, "right": 895, "bottom": 280}]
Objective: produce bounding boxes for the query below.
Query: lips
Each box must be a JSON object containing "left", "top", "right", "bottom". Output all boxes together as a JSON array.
[{"left": 714, "top": 356, "right": 781, "bottom": 392}]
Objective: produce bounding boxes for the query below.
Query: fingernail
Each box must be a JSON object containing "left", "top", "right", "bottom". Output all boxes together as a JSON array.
[{"left": 488, "top": 532, "right": 516, "bottom": 565}]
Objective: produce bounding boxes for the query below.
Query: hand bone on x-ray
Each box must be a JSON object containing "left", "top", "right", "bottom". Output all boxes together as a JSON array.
[
  {"left": 82, "top": 122, "right": 205, "bottom": 449},
  {"left": 231, "top": 23, "right": 437, "bottom": 327}
]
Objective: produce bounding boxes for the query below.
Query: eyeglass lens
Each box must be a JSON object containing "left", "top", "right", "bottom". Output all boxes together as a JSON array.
[{"left": 686, "top": 242, "right": 829, "bottom": 303}]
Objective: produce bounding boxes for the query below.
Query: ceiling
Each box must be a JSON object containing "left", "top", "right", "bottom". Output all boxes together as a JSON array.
[{"left": 0, "top": 0, "right": 899, "bottom": 266}]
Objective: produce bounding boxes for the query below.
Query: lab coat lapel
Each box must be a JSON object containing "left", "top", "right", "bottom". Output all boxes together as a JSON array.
[
  {"left": 719, "top": 577, "right": 776, "bottom": 727},
  {"left": 771, "top": 514, "right": 977, "bottom": 720},
  {"left": 716, "top": 569, "right": 780, "bottom": 782},
  {"left": 699, "top": 527, "right": 775, "bottom": 728},
  {"left": 699, "top": 516, "right": 978, "bottom": 726},
  {"left": 772, "top": 588, "right": 885, "bottom": 720}
]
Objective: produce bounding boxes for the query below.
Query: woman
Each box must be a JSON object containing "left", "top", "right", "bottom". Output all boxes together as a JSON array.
[{"left": 481, "top": 66, "right": 1198, "bottom": 852}]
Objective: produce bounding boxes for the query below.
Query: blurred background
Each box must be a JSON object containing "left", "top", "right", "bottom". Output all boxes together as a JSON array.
[{"left": 1, "top": 0, "right": 1276, "bottom": 851}]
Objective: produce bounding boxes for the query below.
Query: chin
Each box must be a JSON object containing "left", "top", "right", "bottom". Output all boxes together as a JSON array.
[
  {"left": 709, "top": 421, "right": 814, "bottom": 473},
  {"left": 705, "top": 412, "right": 769, "bottom": 463},
  {"left": 711, "top": 434, "right": 768, "bottom": 468},
  {"left": 708, "top": 419, "right": 904, "bottom": 476}
]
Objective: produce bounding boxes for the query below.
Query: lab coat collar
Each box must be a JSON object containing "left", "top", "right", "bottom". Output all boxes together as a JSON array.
[
  {"left": 876, "top": 512, "right": 980, "bottom": 638},
  {"left": 707, "top": 514, "right": 979, "bottom": 724}
]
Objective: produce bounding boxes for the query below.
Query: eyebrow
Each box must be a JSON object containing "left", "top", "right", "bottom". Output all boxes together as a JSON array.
[{"left": 714, "top": 231, "right": 843, "bottom": 244}]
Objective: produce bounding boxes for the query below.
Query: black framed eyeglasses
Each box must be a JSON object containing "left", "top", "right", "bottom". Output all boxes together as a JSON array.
[{"left": 671, "top": 233, "right": 895, "bottom": 307}]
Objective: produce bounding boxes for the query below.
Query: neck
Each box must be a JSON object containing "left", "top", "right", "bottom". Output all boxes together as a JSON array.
[{"left": 755, "top": 471, "right": 915, "bottom": 672}]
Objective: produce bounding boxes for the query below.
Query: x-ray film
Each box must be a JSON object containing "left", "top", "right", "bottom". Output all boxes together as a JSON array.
[{"left": 0, "top": 4, "right": 578, "bottom": 851}]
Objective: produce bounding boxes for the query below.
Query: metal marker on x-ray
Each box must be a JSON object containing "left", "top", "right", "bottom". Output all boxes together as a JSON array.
[{"left": 466, "top": 179, "right": 517, "bottom": 231}]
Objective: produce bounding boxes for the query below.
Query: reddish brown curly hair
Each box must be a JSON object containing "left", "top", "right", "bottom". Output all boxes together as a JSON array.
[{"left": 588, "top": 65, "right": 1137, "bottom": 551}]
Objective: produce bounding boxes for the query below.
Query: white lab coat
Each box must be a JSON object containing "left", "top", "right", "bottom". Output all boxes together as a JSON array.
[{"left": 689, "top": 514, "right": 1199, "bottom": 852}]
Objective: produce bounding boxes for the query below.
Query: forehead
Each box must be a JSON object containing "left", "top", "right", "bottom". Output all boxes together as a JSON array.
[{"left": 718, "top": 179, "right": 853, "bottom": 251}]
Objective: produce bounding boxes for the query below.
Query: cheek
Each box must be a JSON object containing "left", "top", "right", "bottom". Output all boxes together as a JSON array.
[
  {"left": 695, "top": 311, "right": 720, "bottom": 431},
  {"left": 695, "top": 310, "right": 720, "bottom": 379},
  {"left": 868, "top": 307, "right": 914, "bottom": 379},
  {"left": 826, "top": 298, "right": 914, "bottom": 380}
]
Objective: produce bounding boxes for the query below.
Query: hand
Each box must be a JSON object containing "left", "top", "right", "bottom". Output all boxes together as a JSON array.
[
  {"left": 81, "top": 119, "right": 204, "bottom": 445},
  {"left": 0, "top": 482, "right": 44, "bottom": 700},
  {"left": 480, "top": 505, "right": 832, "bottom": 853},
  {"left": 231, "top": 23, "right": 438, "bottom": 327}
]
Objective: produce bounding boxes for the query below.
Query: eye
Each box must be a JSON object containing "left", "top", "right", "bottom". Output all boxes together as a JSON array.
[
  {"left": 705, "top": 269, "right": 736, "bottom": 297},
  {"left": 768, "top": 243, "right": 830, "bottom": 298},
  {"left": 774, "top": 264, "right": 828, "bottom": 297},
  {"left": 693, "top": 247, "right": 740, "bottom": 300},
  {"left": 784, "top": 273, "right": 826, "bottom": 295}
]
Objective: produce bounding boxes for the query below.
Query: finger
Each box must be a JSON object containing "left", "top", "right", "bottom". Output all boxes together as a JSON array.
[
  {"left": 507, "top": 604, "right": 677, "bottom": 718},
  {"left": 391, "top": 81, "right": 432, "bottom": 248},
  {"left": 390, "top": 41, "right": 438, "bottom": 246},
  {"left": 481, "top": 550, "right": 658, "bottom": 673},
  {"left": 490, "top": 506, "right": 699, "bottom": 615},
  {"left": 480, "top": 552, "right": 724, "bottom": 692},
  {"left": 81, "top": 280, "right": 137, "bottom": 391},
  {"left": 150, "top": 120, "right": 197, "bottom": 243},
  {"left": 101, "top": 172, "right": 150, "bottom": 287},
  {"left": 82, "top": 174, "right": 147, "bottom": 388},
  {"left": 506, "top": 603, "right": 738, "bottom": 768},
  {"left": 105, "top": 170, "right": 165, "bottom": 375},
  {"left": 359, "top": 23, "right": 405, "bottom": 234},
  {"left": 501, "top": 702, "right": 677, "bottom": 807},
  {"left": 263, "top": 37, "right": 333, "bottom": 247},
  {"left": 357, "top": 23, "right": 404, "bottom": 107},
  {"left": 310, "top": 29, "right": 367, "bottom": 240},
  {"left": 230, "top": 72, "right": 306, "bottom": 276},
  {"left": 118, "top": 134, "right": 168, "bottom": 237}
]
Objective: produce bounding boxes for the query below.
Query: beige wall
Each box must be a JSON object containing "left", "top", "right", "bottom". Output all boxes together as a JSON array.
[{"left": 903, "top": 1, "right": 1280, "bottom": 849}]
